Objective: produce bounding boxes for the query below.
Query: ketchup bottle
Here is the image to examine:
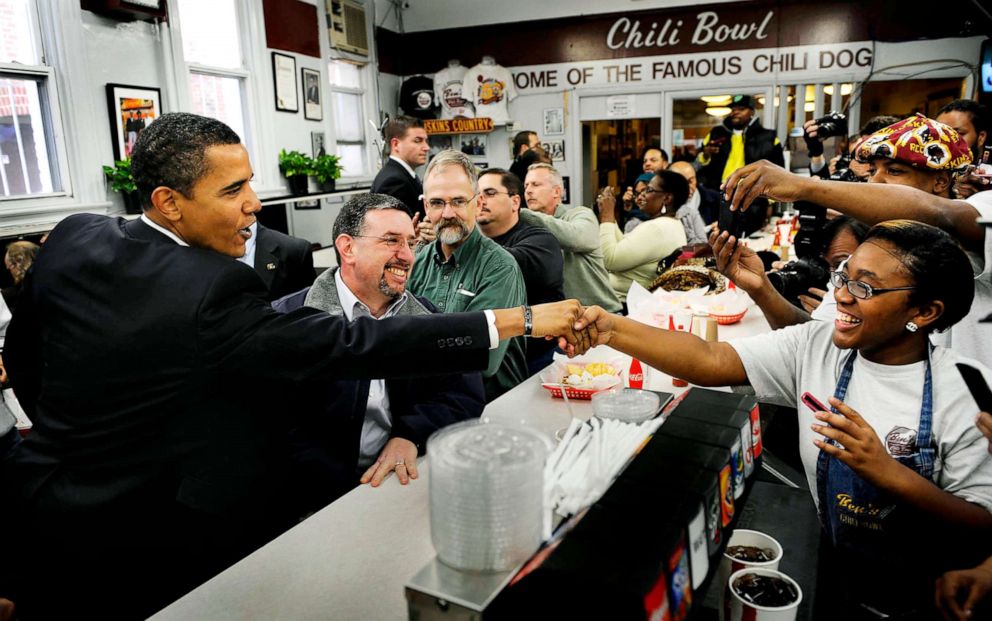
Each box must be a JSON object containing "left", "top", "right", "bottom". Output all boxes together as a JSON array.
[{"left": 628, "top": 358, "right": 644, "bottom": 389}]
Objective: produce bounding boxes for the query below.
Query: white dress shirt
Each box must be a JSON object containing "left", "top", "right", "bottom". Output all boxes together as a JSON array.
[
  {"left": 236, "top": 221, "right": 257, "bottom": 267},
  {"left": 140, "top": 214, "right": 189, "bottom": 247},
  {"left": 389, "top": 154, "right": 418, "bottom": 179},
  {"left": 334, "top": 270, "right": 410, "bottom": 468}
]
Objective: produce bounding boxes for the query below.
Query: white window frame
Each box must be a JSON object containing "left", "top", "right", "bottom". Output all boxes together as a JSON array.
[
  {"left": 166, "top": 0, "right": 277, "bottom": 190},
  {"left": 327, "top": 58, "right": 376, "bottom": 181},
  {"left": 0, "top": 0, "right": 74, "bottom": 211}
]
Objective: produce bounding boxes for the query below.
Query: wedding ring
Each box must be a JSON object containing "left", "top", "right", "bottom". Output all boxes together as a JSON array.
[{"left": 395, "top": 460, "right": 406, "bottom": 467}]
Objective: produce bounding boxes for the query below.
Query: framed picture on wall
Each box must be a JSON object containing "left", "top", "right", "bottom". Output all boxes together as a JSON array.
[
  {"left": 459, "top": 134, "right": 487, "bottom": 157},
  {"left": 311, "top": 131, "right": 326, "bottom": 158},
  {"left": 105, "top": 83, "right": 162, "bottom": 161},
  {"left": 428, "top": 134, "right": 453, "bottom": 159},
  {"left": 543, "top": 139, "right": 565, "bottom": 162},
  {"left": 543, "top": 107, "right": 564, "bottom": 136},
  {"left": 272, "top": 52, "right": 298, "bottom": 112},
  {"left": 302, "top": 67, "right": 322, "bottom": 121}
]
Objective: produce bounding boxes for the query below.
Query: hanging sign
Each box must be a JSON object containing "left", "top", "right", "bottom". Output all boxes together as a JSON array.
[{"left": 423, "top": 118, "right": 495, "bottom": 135}]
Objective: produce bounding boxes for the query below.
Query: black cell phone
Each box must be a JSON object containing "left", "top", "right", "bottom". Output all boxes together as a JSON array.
[
  {"left": 957, "top": 363, "right": 992, "bottom": 412},
  {"left": 717, "top": 196, "right": 747, "bottom": 241}
]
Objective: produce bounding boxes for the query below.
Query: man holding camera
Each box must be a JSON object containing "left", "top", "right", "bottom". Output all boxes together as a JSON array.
[
  {"left": 804, "top": 114, "right": 899, "bottom": 182},
  {"left": 697, "top": 95, "right": 783, "bottom": 235}
]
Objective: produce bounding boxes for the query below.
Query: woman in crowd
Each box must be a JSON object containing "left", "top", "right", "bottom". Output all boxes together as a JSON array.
[
  {"left": 596, "top": 170, "right": 688, "bottom": 304},
  {"left": 620, "top": 172, "right": 653, "bottom": 232},
  {"left": 576, "top": 220, "right": 992, "bottom": 618}
]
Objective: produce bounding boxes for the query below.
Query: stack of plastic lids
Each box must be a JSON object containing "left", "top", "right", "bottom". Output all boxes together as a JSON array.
[{"left": 428, "top": 420, "right": 549, "bottom": 572}]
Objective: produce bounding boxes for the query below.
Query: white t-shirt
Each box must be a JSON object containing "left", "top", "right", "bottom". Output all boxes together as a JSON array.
[
  {"left": 461, "top": 62, "right": 516, "bottom": 124},
  {"left": 433, "top": 65, "right": 473, "bottom": 119},
  {"left": 729, "top": 320, "right": 992, "bottom": 512},
  {"left": 811, "top": 281, "right": 837, "bottom": 321},
  {"left": 937, "top": 191, "right": 992, "bottom": 367}
]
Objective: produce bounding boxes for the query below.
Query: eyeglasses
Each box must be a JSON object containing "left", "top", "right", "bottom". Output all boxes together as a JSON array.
[
  {"left": 426, "top": 194, "right": 477, "bottom": 210},
  {"left": 829, "top": 270, "right": 915, "bottom": 300},
  {"left": 480, "top": 188, "right": 513, "bottom": 199},
  {"left": 641, "top": 187, "right": 665, "bottom": 196},
  {"left": 355, "top": 235, "right": 418, "bottom": 252}
]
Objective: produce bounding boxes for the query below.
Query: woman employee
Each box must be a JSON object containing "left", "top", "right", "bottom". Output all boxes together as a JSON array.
[{"left": 575, "top": 220, "right": 992, "bottom": 617}]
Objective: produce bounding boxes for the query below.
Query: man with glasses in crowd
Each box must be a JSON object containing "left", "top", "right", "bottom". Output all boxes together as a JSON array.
[
  {"left": 408, "top": 151, "right": 528, "bottom": 401},
  {"left": 272, "top": 193, "right": 485, "bottom": 516},
  {"left": 477, "top": 168, "right": 564, "bottom": 375}
]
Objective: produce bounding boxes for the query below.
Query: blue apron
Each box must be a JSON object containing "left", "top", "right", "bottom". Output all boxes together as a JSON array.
[{"left": 815, "top": 350, "right": 937, "bottom": 617}]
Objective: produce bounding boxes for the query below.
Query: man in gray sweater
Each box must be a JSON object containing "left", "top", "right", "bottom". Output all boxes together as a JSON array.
[{"left": 520, "top": 164, "right": 622, "bottom": 313}]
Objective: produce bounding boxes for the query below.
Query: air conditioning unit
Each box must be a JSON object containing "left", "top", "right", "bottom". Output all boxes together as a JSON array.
[{"left": 327, "top": 0, "right": 369, "bottom": 57}]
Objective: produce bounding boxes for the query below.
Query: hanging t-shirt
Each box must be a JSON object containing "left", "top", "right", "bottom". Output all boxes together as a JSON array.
[
  {"left": 728, "top": 320, "right": 992, "bottom": 512},
  {"left": 461, "top": 62, "right": 516, "bottom": 124},
  {"left": 433, "top": 64, "right": 473, "bottom": 119},
  {"left": 399, "top": 75, "right": 438, "bottom": 120}
]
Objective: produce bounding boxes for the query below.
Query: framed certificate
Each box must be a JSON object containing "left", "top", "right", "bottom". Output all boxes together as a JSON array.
[{"left": 272, "top": 52, "right": 299, "bottom": 113}]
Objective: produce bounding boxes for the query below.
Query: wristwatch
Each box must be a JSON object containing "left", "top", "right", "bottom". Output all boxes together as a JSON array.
[{"left": 522, "top": 305, "right": 533, "bottom": 337}]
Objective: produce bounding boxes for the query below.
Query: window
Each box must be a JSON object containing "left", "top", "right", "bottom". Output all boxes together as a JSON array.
[
  {"left": 176, "top": 0, "right": 250, "bottom": 147},
  {"left": 0, "top": 0, "right": 64, "bottom": 199},
  {"left": 328, "top": 59, "right": 368, "bottom": 177}
]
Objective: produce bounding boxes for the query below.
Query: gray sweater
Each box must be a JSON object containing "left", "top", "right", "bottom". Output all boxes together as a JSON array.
[{"left": 519, "top": 204, "right": 622, "bottom": 312}]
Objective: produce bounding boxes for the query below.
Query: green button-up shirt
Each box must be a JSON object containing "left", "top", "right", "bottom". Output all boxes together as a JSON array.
[{"left": 408, "top": 227, "right": 528, "bottom": 401}]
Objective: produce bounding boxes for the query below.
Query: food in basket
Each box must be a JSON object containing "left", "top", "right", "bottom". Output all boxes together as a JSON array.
[
  {"left": 649, "top": 265, "right": 727, "bottom": 294},
  {"left": 562, "top": 362, "right": 618, "bottom": 387}
]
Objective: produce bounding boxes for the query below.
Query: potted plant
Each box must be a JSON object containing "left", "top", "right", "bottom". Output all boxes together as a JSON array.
[
  {"left": 102, "top": 159, "right": 142, "bottom": 214},
  {"left": 311, "top": 153, "right": 343, "bottom": 192},
  {"left": 279, "top": 149, "right": 312, "bottom": 196}
]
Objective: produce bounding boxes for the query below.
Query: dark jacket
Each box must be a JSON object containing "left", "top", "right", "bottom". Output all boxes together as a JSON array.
[
  {"left": 699, "top": 119, "right": 784, "bottom": 234},
  {"left": 698, "top": 119, "right": 784, "bottom": 191},
  {"left": 0, "top": 214, "right": 489, "bottom": 618},
  {"left": 272, "top": 270, "right": 485, "bottom": 515},
  {"left": 371, "top": 157, "right": 424, "bottom": 219},
  {"left": 253, "top": 225, "right": 317, "bottom": 301},
  {"left": 490, "top": 219, "right": 564, "bottom": 372}
]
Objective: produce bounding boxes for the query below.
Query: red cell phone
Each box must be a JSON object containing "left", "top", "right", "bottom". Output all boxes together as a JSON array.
[{"left": 801, "top": 391, "right": 830, "bottom": 413}]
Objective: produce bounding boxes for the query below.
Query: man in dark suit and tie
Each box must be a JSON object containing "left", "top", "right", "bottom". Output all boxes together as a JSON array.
[
  {"left": 371, "top": 115, "right": 429, "bottom": 220},
  {"left": 0, "top": 112, "right": 585, "bottom": 620},
  {"left": 238, "top": 222, "right": 316, "bottom": 301},
  {"left": 273, "top": 194, "right": 485, "bottom": 516}
]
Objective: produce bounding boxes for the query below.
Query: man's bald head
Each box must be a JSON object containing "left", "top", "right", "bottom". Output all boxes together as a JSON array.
[{"left": 669, "top": 161, "right": 698, "bottom": 198}]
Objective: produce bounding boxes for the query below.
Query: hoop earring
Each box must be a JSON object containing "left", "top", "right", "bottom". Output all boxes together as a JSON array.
[{"left": 905, "top": 322, "right": 919, "bottom": 333}]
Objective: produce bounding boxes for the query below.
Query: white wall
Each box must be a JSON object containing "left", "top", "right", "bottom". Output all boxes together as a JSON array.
[
  {"left": 80, "top": 11, "right": 168, "bottom": 216},
  {"left": 374, "top": 0, "right": 738, "bottom": 33}
]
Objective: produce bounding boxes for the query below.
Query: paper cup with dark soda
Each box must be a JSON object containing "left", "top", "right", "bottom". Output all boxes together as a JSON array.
[
  {"left": 717, "top": 529, "right": 782, "bottom": 620},
  {"left": 726, "top": 568, "right": 802, "bottom": 621}
]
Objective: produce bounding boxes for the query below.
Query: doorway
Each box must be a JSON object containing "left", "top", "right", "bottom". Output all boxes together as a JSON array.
[{"left": 581, "top": 118, "right": 661, "bottom": 204}]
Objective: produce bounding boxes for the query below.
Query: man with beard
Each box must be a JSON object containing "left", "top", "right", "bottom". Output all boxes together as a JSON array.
[
  {"left": 697, "top": 94, "right": 784, "bottom": 234},
  {"left": 272, "top": 194, "right": 485, "bottom": 516},
  {"left": 408, "top": 150, "right": 528, "bottom": 401}
]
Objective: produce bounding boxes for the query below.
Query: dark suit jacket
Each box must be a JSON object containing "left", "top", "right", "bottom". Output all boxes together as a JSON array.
[
  {"left": 371, "top": 157, "right": 424, "bottom": 219},
  {"left": 253, "top": 225, "right": 317, "bottom": 301},
  {"left": 0, "top": 214, "right": 489, "bottom": 617},
  {"left": 272, "top": 283, "right": 485, "bottom": 516}
]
